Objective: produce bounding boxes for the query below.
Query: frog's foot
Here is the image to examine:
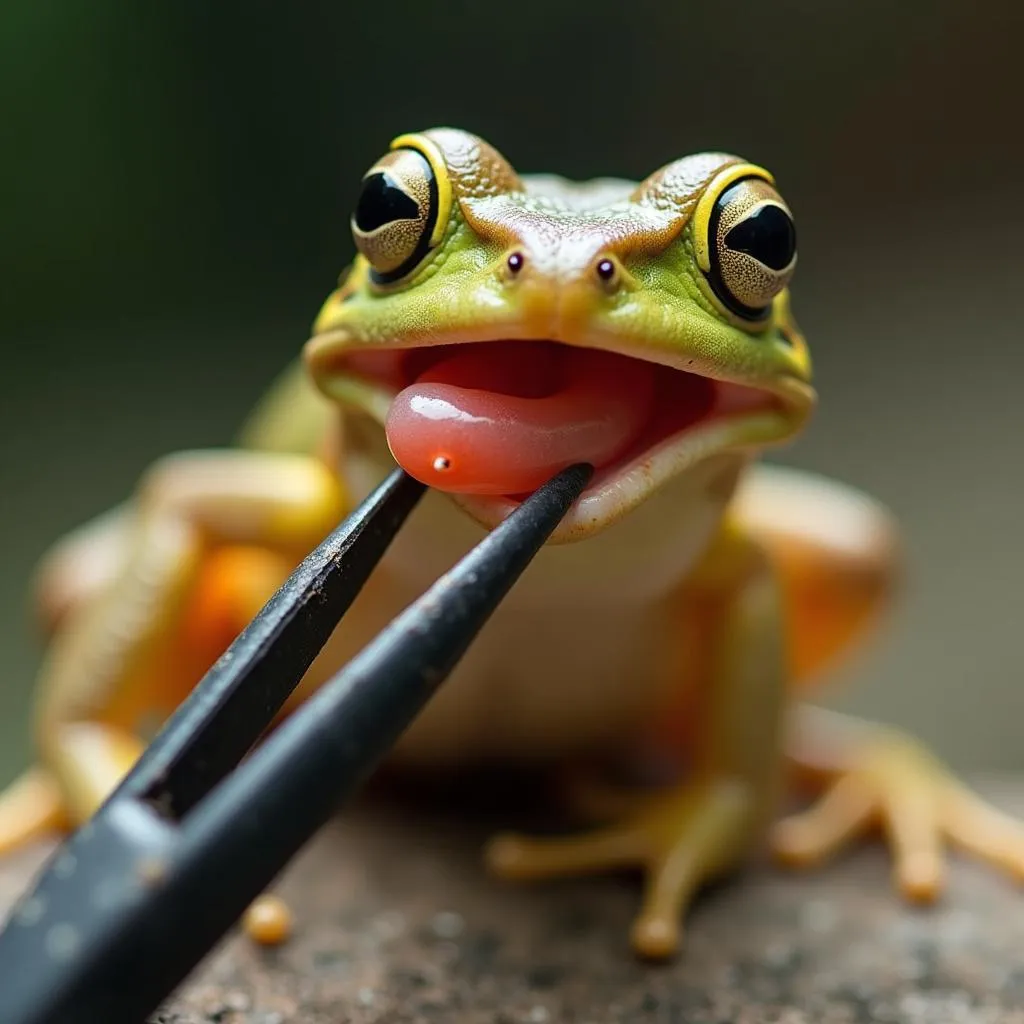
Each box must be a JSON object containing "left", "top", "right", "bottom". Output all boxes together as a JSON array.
[
  {"left": 485, "top": 779, "right": 753, "bottom": 959},
  {"left": 0, "top": 726, "right": 145, "bottom": 857},
  {"left": 772, "top": 734, "right": 1024, "bottom": 901}
]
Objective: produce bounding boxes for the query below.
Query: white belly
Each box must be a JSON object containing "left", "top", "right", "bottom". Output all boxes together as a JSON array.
[{"left": 312, "top": 440, "right": 741, "bottom": 767}]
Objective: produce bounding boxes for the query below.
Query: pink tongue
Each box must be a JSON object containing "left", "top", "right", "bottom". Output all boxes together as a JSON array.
[{"left": 385, "top": 342, "right": 656, "bottom": 494}]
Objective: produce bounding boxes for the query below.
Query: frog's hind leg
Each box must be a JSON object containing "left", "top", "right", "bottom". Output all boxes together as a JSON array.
[
  {"left": 0, "top": 516, "right": 124, "bottom": 852},
  {"left": 36, "top": 451, "right": 342, "bottom": 823},
  {"left": 736, "top": 464, "right": 1024, "bottom": 901},
  {"left": 0, "top": 542, "right": 299, "bottom": 861},
  {"left": 31, "top": 504, "right": 134, "bottom": 636},
  {"left": 0, "top": 503, "right": 162, "bottom": 855},
  {"left": 0, "top": 450, "right": 344, "bottom": 854},
  {"left": 0, "top": 541, "right": 297, "bottom": 854}
]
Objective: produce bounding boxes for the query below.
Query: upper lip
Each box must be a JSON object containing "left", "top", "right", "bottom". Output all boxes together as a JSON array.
[{"left": 304, "top": 325, "right": 814, "bottom": 418}]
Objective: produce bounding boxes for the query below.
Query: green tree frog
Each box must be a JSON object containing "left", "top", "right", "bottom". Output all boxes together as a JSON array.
[{"left": 2, "top": 128, "right": 1021, "bottom": 960}]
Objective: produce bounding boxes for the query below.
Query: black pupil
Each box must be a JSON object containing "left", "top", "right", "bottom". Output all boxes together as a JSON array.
[
  {"left": 723, "top": 204, "right": 796, "bottom": 271},
  {"left": 354, "top": 172, "right": 419, "bottom": 232}
]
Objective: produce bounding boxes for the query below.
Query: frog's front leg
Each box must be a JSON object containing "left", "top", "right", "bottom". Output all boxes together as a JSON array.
[
  {"left": 772, "top": 704, "right": 1024, "bottom": 898},
  {"left": 486, "top": 532, "right": 786, "bottom": 960},
  {"left": 32, "top": 450, "right": 345, "bottom": 825}
]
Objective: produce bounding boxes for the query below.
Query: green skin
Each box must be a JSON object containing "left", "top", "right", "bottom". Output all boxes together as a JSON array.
[{"left": 3, "top": 127, "right": 1023, "bottom": 962}]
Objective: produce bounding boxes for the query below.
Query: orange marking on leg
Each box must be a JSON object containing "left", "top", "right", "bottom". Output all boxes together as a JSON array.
[
  {"left": 179, "top": 546, "right": 295, "bottom": 672},
  {"left": 773, "top": 543, "right": 891, "bottom": 686},
  {"left": 731, "top": 465, "right": 900, "bottom": 691}
]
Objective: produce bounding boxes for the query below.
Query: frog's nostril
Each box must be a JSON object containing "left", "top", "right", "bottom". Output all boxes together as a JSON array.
[{"left": 594, "top": 256, "right": 619, "bottom": 287}]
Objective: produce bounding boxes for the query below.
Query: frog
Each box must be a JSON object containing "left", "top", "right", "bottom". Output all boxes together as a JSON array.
[{"left": 2, "top": 127, "right": 1022, "bottom": 960}]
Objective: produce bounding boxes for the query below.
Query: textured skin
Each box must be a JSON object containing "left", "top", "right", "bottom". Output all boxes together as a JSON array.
[{"left": 2, "top": 127, "right": 1023, "bottom": 960}]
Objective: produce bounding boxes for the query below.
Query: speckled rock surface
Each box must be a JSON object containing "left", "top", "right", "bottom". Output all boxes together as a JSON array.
[{"left": 4, "top": 778, "right": 1024, "bottom": 1023}]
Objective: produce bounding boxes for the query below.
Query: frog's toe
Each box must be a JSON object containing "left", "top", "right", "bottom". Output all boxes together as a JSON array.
[
  {"left": 773, "top": 776, "right": 949, "bottom": 900},
  {"left": 773, "top": 745, "right": 951, "bottom": 898},
  {"left": 486, "top": 827, "right": 697, "bottom": 959},
  {"left": 943, "top": 783, "right": 1024, "bottom": 883},
  {"left": 629, "top": 844, "right": 712, "bottom": 959},
  {"left": 485, "top": 828, "right": 645, "bottom": 880},
  {"left": 881, "top": 784, "right": 946, "bottom": 902},
  {"left": 774, "top": 735, "right": 1024, "bottom": 901},
  {"left": 771, "top": 773, "right": 879, "bottom": 867},
  {"left": 487, "top": 780, "right": 753, "bottom": 960},
  {"left": 630, "top": 912, "right": 681, "bottom": 961}
]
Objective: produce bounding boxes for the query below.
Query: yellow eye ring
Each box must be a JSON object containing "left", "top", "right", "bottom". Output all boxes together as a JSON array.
[
  {"left": 692, "top": 162, "right": 774, "bottom": 274},
  {"left": 388, "top": 133, "right": 453, "bottom": 250},
  {"left": 692, "top": 163, "right": 796, "bottom": 326},
  {"left": 350, "top": 133, "right": 454, "bottom": 286}
]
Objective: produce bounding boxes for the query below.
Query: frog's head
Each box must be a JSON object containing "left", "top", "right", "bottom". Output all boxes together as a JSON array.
[{"left": 305, "top": 128, "right": 815, "bottom": 540}]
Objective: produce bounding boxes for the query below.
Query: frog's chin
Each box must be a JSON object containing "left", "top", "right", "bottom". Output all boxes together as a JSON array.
[
  {"left": 307, "top": 335, "right": 811, "bottom": 542},
  {"left": 445, "top": 408, "right": 797, "bottom": 542},
  {"left": 451, "top": 411, "right": 785, "bottom": 541}
]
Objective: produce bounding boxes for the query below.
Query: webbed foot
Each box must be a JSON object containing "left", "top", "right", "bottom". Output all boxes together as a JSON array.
[
  {"left": 485, "top": 778, "right": 754, "bottom": 959},
  {"left": 773, "top": 731, "right": 1024, "bottom": 900}
]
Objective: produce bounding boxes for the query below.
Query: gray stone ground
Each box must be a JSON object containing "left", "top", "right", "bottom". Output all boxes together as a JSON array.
[{"left": 3, "top": 778, "right": 1024, "bottom": 1023}]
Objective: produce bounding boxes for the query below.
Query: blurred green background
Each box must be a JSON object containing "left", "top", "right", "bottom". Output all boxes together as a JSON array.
[{"left": 1, "top": 1, "right": 1022, "bottom": 787}]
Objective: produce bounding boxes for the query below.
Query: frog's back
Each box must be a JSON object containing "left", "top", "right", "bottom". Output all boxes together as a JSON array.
[
  {"left": 236, "top": 359, "right": 336, "bottom": 456},
  {"left": 519, "top": 173, "right": 637, "bottom": 211}
]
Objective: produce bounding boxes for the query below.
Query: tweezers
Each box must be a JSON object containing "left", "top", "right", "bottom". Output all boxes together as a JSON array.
[{"left": 0, "top": 462, "right": 593, "bottom": 1024}]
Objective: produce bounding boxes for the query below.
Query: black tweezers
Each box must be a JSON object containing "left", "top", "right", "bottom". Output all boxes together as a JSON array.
[{"left": 0, "top": 462, "right": 593, "bottom": 1024}]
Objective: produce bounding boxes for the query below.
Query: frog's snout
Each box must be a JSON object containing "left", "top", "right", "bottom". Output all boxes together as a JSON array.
[
  {"left": 504, "top": 246, "right": 622, "bottom": 288},
  {"left": 500, "top": 243, "right": 627, "bottom": 339}
]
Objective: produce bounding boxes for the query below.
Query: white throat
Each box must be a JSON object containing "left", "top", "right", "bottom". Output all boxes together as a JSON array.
[{"left": 338, "top": 411, "right": 744, "bottom": 612}]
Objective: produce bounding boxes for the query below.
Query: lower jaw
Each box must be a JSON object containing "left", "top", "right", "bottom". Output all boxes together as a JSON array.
[
  {"left": 340, "top": 398, "right": 791, "bottom": 542},
  {"left": 450, "top": 411, "right": 787, "bottom": 540},
  {"left": 324, "top": 341, "right": 800, "bottom": 541}
]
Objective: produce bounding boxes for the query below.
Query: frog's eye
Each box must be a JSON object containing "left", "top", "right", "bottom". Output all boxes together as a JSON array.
[
  {"left": 351, "top": 144, "right": 449, "bottom": 285},
  {"left": 701, "top": 176, "right": 797, "bottom": 322}
]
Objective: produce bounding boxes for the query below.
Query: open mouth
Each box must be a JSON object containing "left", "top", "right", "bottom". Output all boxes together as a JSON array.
[{"left": 314, "top": 337, "right": 799, "bottom": 530}]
